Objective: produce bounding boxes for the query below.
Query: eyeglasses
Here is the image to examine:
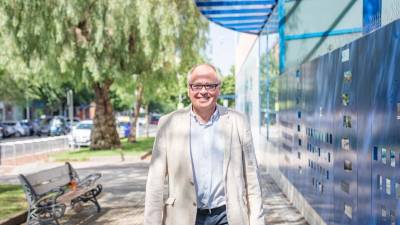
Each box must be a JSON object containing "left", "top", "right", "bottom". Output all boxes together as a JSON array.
[{"left": 189, "top": 83, "right": 220, "bottom": 92}]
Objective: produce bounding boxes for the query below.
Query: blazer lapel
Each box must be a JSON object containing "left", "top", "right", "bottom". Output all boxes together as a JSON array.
[{"left": 180, "top": 106, "right": 194, "bottom": 182}]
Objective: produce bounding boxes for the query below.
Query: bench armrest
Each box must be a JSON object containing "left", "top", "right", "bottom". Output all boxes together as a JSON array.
[{"left": 78, "top": 173, "right": 102, "bottom": 187}]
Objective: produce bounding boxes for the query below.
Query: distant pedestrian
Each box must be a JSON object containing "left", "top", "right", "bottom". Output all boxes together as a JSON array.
[{"left": 144, "top": 63, "right": 264, "bottom": 225}]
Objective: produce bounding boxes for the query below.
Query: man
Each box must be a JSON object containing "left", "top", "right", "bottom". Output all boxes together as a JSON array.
[{"left": 144, "top": 64, "right": 264, "bottom": 225}]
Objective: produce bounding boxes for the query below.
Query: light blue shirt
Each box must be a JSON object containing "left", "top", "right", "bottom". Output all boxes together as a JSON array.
[{"left": 190, "top": 108, "right": 226, "bottom": 209}]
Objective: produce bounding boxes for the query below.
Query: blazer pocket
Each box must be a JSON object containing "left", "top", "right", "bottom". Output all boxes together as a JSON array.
[{"left": 165, "top": 197, "right": 176, "bottom": 206}]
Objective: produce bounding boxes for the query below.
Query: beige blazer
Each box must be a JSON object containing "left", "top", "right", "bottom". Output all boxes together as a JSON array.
[{"left": 144, "top": 105, "right": 265, "bottom": 225}]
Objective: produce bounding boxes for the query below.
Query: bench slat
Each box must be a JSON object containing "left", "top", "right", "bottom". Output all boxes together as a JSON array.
[
  {"left": 58, "top": 184, "right": 97, "bottom": 204},
  {"left": 25, "top": 165, "right": 71, "bottom": 195}
]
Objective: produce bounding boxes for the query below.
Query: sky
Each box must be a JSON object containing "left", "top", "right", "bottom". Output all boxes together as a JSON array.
[{"left": 205, "top": 22, "right": 237, "bottom": 76}]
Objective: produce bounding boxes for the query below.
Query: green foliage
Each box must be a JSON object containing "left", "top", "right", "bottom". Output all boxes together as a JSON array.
[
  {"left": 0, "top": 0, "right": 208, "bottom": 115},
  {"left": 0, "top": 184, "right": 27, "bottom": 220},
  {"left": 220, "top": 66, "right": 235, "bottom": 95}
]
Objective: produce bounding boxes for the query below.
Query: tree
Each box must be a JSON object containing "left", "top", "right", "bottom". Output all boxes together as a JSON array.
[
  {"left": 0, "top": 0, "right": 208, "bottom": 149},
  {"left": 127, "top": 0, "right": 208, "bottom": 142}
]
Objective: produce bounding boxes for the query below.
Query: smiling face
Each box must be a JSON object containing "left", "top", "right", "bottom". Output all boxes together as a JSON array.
[{"left": 187, "top": 64, "right": 221, "bottom": 114}]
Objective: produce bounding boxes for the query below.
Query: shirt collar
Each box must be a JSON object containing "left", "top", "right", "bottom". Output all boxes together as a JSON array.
[{"left": 190, "top": 106, "right": 220, "bottom": 126}]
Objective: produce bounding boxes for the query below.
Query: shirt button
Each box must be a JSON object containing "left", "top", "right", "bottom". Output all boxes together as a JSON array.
[
  {"left": 193, "top": 202, "right": 197, "bottom": 207},
  {"left": 190, "top": 180, "right": 194, "bottom": 185}
]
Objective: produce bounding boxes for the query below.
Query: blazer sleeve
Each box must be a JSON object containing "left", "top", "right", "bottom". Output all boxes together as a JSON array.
[
  {"left": 144, "top": 116, "right": 168, "bottom": 225},
  {"left": 240, "top": 115, "right": 265, "bottom": 225}
]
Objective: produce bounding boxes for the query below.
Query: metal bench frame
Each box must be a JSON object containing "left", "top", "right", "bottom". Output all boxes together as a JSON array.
[{"left": 18, "top": 162, "right": 102, "bottom": 225}]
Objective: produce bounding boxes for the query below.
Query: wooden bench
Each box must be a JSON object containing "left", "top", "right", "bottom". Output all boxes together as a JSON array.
[{"left": 18, "top": 162, "right": 102, "bottom": 225}]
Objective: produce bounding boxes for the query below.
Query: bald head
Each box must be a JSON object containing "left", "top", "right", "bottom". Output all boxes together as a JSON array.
[{"left": 187, "top": 63, "right": 221, "bottom": 84}]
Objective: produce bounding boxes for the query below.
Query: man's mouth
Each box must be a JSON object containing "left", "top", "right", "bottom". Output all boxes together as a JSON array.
[{"left": 197, "top": 97, "right": 210, "bottom": 102}]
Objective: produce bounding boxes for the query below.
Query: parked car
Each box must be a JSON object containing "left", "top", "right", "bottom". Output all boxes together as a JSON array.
[
  {"left": 31, "top": 119, "right": 41, "bottom": 135},
  {"left": 0, "top": 126, "right": 3, "bottom": 139},
  {"left": 38, "top": 116, "right": 69, "bottom": 136},
  {"left": 150, "top": 113, "right": 161, "bottom": 125},
  {"left": 70, "top": 120, "right": 93, "bottom": 147},
  {"left": 2, "top": 121, "right": 27, "bottom": 137},
  {"left": 20, "top": 120, "right": 34, "bottom": 136},
  {"left": 66, "top": 117, "right": 81, "bottom": 130},
  {"left": 0, "top": 122, "right": 16, "bottom": 137}
]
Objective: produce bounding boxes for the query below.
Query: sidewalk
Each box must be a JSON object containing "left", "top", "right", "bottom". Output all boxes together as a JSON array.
[{"left": 0, "top": 158, "right": 307, "bottom": 225}]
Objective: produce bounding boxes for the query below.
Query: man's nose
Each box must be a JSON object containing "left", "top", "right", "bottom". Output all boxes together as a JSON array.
[{"left": 198, "top": 86, "right": 208, "bottom": 93}]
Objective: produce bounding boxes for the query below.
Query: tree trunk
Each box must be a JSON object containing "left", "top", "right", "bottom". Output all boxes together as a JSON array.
[
  {"left": 145, "top": 104, "right": 149, "bottom": 138},
  {"left": 128, "top": 83, "right": 144, "bottom": 143},
  {"left": 90, "top": 80, "right": 121, "bottom": 150}
]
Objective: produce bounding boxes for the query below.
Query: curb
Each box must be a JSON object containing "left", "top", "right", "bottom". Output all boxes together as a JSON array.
[{"left": 0, "top": 211, "right": 27, "bottom": 225}]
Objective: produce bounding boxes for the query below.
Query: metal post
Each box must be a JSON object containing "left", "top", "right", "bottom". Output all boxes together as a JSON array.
[
  {"left": 266, "top": 34, "right": 270, "bottom": 140},
  {"left": 67, "top": 90, "right": 74, "bottom": 125}
]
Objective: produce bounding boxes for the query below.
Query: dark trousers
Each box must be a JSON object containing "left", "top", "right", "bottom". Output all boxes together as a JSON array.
[{"left": 195, "top": 205, "right": 228, "bottom": 225}]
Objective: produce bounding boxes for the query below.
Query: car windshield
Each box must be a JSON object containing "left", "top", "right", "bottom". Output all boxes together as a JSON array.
[{"left": 77, "top": 123, "right": 93, "bottom": 130}]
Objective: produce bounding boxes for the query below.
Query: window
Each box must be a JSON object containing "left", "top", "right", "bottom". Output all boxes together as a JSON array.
[
  {"left": 344, "top": 204, "right": 352, "bottom": 219},
  {"left": 297, "top": 125, "right": 300, "bottom": 132},
  {"left": 343, "top": 115, "right": 352, "bottom": 128},
  {"left": 386, "top": 178, "right": 391, "bottom": 195},
  {"left": 382, "top": 148, "right": 387, "bottom": 164},
  {"left": 390, "top": 210, "right": 395, "bottom": 224},
  {"left": 342, "top": 93, "right": 350, "bottom": 106},
  {"left": 342, "top": 49, "right": 350, "bottom": 62},
  {"left": 397, "top": 102, "right": 400, "bottom": 119},
  {"left": 298, "top": 166, "right": 302, "bottom": 174},
  {"left": 378, "top": 175, "right": 383, "bottom": 190},
  {"left": 344, "top": 160, "right": 352, "bottom": 171},
  {"left": 318, "top": 148, "right": 321, "bottom": 156},
  {"left": 298, "top": 152, "right": 301, "bottom": 159},
  {"left": 396, "top": 182, "right": 400, "bottom": 199},
  {"left": 342, "top": 138, "right": 350, "bottom": 151},
  {"left": 296, "top": 70, "right": 301, "bottom": 77},
  {"left": 298, "top": 111, "right": 301, "bottom": 119},
  {"left": 382, "top": 206, "right": 387, "bottom": 218},
  {"left": 318, "top": 182, "right": 323, "bottom": 193},
  {"left": 341, "top": 181, "right": 350, "bottom": 194},
  {"left": 373, "top": 146, "right": 378, "bottom": 161},
  {"left": 326, "top": 170, "right": 329, "bottom": 180},
  {"left": 329, "top": 134, "right": 333, "bottom": 144},
  {"left": 328, "top": 152, "right": 331, "bottom": 162},
  {"left": 344, "top": 70, "right": 352, "bottom": 82},
  {"left": 298, "top": 139, "right": 302, "bottom": 146},
  {"left": 390, "top": 150, "right": 395, "bottom": 167}
]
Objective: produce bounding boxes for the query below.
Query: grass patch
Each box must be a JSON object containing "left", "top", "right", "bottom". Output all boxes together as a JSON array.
[
  {"left": 50, "top": 137, "right": 154, "bottom": 162},
  {"left": 0, "top": 184, "right": 27, "bottom": 220}
]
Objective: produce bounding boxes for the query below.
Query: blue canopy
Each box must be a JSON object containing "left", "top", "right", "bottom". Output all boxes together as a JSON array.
[{"left": 195, "top": 0, "right": 279, "bottom": 35}]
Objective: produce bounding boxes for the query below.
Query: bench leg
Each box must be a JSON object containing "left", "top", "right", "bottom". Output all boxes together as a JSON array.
[
  {"left": 72, "top": 184, "right": 102, "bottom": 213},
  {"left": 89, "top": 195, "right": 101, "bottom": 212}
]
